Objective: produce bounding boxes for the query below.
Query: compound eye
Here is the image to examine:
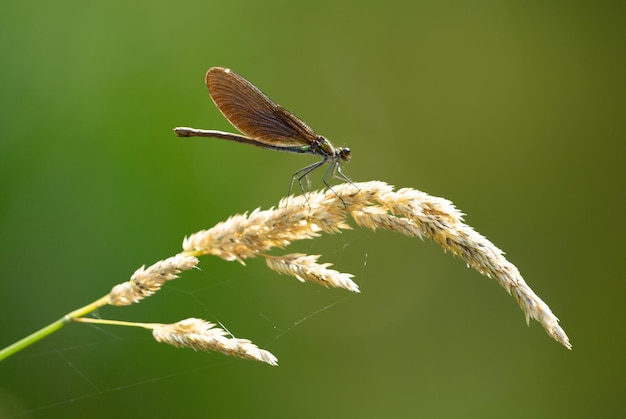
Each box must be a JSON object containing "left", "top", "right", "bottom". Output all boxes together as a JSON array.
[{"left": 340, "top": 148, "right": 351, "bottom": 161}]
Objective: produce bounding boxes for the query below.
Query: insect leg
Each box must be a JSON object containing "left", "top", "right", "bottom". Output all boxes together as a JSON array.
[{"left": 289, "top": 158, "right": 327, "bottom": 197}]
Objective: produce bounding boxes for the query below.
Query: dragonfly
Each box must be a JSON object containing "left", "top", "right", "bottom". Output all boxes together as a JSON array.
[{"left": 174, "top": 67, "right": 353, "bottom": 199}]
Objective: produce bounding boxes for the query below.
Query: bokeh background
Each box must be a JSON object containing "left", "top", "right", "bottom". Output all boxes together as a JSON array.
[{"left": 1, "top": 1, "right": 624, "bottom": 418}]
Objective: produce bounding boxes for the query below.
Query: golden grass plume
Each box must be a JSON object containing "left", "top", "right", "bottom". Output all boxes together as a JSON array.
[
  {"left": 0, "top": 180, "right": 571, "bottom": 365},
  {"left": 109, "top": 181, "right": 570, "bottom": 350}
]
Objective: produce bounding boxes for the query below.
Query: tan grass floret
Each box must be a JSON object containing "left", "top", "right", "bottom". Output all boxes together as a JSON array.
[
  {"left": 152, "top": 318, "right": 278, "bottom": 366},
  {"left": 264, "top": 253, "right": 359, "bottom": 292},
  {"left": 108, "top": 254, "right": 199, "bottom": 306}
]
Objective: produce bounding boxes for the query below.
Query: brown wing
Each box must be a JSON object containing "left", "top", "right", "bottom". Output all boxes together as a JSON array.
[{"left": 205, "top": 67, "right": 319, "bottom": 146}]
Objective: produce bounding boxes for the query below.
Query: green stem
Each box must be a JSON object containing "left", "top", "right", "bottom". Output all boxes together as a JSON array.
[
  {"left": 74, "top": 317, "right": 156, "bottom": 330},
  {"left": 0, "top": 294, "right": 111, "bottom": 362}
]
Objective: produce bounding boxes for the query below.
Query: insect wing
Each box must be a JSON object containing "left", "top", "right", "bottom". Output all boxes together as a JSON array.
[{"left": 206, "top": 67, "right": 318, "bottom": 146}]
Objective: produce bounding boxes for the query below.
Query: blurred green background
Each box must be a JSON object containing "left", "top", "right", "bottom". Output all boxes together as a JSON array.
[{"left": 1, "top": 0, "right": 624, "bottom": 418}]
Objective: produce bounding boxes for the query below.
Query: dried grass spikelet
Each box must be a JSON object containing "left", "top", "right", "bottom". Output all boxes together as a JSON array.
[
  {"left": 182, "top": 191, "right": 351, "bottom": 263},
  {"left": 108, "top": 254, "right": 199, "bottom": 306},
  {"left": 357, "top": 183, "right": 571, "bottom": 349},
  {"left": 152, "top": 318, "right": 277, "bottom": 366},
  {"left": 264, "top": 253, "right": 359, "bottom": 292},
  {"left": 180, "top": 181, "right": 570, "bottom": 349}
]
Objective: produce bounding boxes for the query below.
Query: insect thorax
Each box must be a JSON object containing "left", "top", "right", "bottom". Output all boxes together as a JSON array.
[{"left": 311, "top": 136, "right": 336, "bottom": 157}]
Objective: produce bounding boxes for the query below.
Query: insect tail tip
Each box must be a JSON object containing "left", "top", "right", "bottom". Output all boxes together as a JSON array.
[{"left": 173, "top": 127, "right": 190, "bottom": 137}]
